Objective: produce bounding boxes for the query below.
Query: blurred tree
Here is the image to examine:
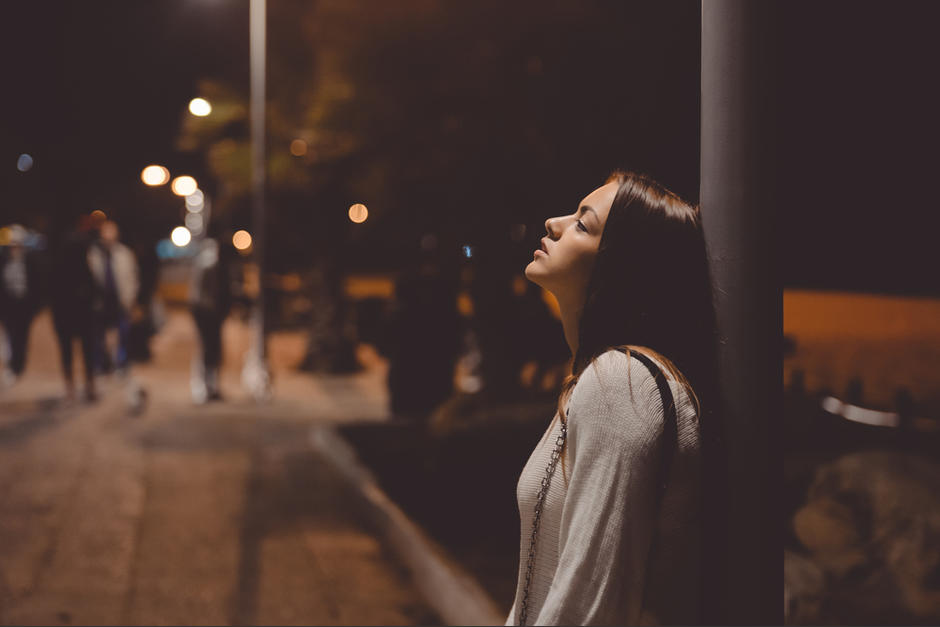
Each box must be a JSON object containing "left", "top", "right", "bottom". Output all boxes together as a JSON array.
[{"left": 176, "top": 0, "right": 700, "bottom": 378}]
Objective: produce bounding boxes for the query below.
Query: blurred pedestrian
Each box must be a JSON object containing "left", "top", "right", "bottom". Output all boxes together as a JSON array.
[
  {"left": 505, "top": 171, "right": 723, "bottom": 625},
  {"left": 127, "top": 239, "right": 160, "bottom": 363},
  {"left": 386, "top": 250, "right": 460, "bottom": 420},
  {"left": 87, "top": 220, "right": 138, "bottom": 376},
  {"left": 50, "top": 217, "right": 99, "bottom": 400},
  {"left": 189, "top": 237, "right": 232, "bottom": 403},
  {"left": 0, "top": 225, "right": 42, "bottom": 385}
]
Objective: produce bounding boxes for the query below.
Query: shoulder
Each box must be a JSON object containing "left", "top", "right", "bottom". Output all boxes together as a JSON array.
[
  {"left": 568, "top": 349, "right": 665, "bottom": 440},
  {"left": 578, "top": 349, "right": 662, "bottom": 405}
]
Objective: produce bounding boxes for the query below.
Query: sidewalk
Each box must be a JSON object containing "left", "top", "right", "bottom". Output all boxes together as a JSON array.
[{"left": 0, "top": 309, "right": 437, "bottom": 625}]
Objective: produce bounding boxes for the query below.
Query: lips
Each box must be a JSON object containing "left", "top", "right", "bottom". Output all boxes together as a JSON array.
[{"left": 539, "top": 238, "right": 549, "bottom": 254}]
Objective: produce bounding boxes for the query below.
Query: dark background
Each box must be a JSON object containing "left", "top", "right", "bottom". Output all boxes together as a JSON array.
[{"left": 3, "top": 1, "right": 936, "bottom": 296}]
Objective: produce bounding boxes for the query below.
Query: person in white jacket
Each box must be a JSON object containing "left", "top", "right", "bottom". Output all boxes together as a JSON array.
[
  {"left": 87, "top": 220, "right": 139, "bottom": 374},
  {"left": 505, "top": 171, "right": 724, "bottom": 625}
]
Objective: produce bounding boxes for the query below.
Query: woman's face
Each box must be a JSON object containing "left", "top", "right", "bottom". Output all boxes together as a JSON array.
[{"left": 525, "top": 181, "right": 618, "bottom": 303}]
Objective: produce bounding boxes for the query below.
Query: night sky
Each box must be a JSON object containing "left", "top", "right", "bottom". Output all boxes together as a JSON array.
[
  {"left": 2, "top": 1, "right": 938, "bottom": 296},
  {"left": 2, "top": 1, "right": 250, "bottom": 240}
]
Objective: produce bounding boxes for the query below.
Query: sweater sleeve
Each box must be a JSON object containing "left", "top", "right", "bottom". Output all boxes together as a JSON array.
[{"left": 533, "top": 350, "right": 664, "bottom": 626}]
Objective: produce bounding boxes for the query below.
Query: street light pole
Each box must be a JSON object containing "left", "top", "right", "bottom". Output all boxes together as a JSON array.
[
  {"left": 701, "top": 0, "right": 780, "bottom": 622},
  {"left": 243, "top": 0, "right": 272, "bottom": 401}
]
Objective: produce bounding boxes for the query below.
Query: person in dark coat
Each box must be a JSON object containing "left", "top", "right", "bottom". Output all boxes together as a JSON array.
[
  {"left": 0, "top": 225, "right": 42, "bottom": 385},
  {"left": 49, "top": 218, "right": 100, "bottom": 401},
  {"left": 189, "top": 236, "right": 233, "bottom": 402}
]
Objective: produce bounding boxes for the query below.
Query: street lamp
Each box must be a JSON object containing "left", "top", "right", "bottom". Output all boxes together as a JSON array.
[
  {"left": 141, "top": 165, "right": 170, "bottom": 186},
  {"left": 188, "top": 97, "right": 212, "bottom": 117},
  {"left": 171, "top": 175, "right": 198, "bottom": 196},
  {"left": 241, "top": 0, "right": 272, "bottom": 402},
  {"left": 171, "top": 226, "right": 192, "bottom": 247},
  {"left": 186, "top": 189, "right": 205, "bottom": 211},
  {"left": 348, "top": 203, "right": 368, "bottom": 224},
  {"left": 233, "top": 229, "right": 252, "bottom": 251}
]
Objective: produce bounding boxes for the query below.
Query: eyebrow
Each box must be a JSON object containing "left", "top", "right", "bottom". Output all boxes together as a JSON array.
[{"left": 578, "top": 205, "right": 598, "bottom": 222}]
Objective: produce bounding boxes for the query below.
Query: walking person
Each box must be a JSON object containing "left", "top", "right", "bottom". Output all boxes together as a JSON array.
[
  {"left": 50, "top": 219, "right": 100, "bottom": 401},
  {"left": 189, "top": 237, "right": 232, "bottom": 403},
  {"left": 0, "top": 225, "right": 42, "bottom": 385},
  {"left": 505, "top": 171, "right": 724, "bottom": 625},
  {"left": 87, "top": 220, "right": 138, "bottom": 376}
]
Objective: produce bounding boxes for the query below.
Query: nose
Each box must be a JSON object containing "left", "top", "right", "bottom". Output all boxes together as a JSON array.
[{"left": 544, "top": 216, "right": 559, "bottom": 238}]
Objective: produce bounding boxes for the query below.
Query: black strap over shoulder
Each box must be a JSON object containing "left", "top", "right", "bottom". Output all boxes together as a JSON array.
[
  {"left": 617, "top": 348, "right": 680, "bottom": 614},
  {"left": 615, "top": 348, "right": 678, "bottom": 503}
]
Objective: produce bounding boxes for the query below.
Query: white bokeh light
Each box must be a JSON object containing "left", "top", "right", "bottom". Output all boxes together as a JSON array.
[
  {"left": 188, "top": 97, "right": 212, "bottom": 117},
  {"left": 171, "top": 176, "right": 198, "bottom": 196},
  {"left": 141, "top": 165, "right": 170, "bottom": 186},
  {"left": 171, "top": 226, "right": 192, "bottom": 247}
]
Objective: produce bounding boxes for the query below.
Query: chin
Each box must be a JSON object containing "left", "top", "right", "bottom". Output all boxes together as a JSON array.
[{"left": 524, "top": 261, "right": 545, "bottom": 287}]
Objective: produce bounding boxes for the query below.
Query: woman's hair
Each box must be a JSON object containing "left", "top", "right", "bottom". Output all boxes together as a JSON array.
[
  {"left": 555, "top": 170, "right": 720, "bottom": 428},
  {"left": 553, "top": 170, "right": 726, "bottom": 620}
]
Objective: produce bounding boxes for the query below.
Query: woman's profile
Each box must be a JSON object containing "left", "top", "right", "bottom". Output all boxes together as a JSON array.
[{"left": 505, "top": 171, "right": 722, "bottom": 625}]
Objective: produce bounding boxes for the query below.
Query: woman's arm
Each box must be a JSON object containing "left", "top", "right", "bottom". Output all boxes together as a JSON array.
[{"left": 534, "top": 350, "right": 665, "bottom": 626}]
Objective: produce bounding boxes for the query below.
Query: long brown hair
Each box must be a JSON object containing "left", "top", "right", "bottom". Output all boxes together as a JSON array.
[
  {"left": 554, "top": 170, "right": 720, "bottom": 434},
  {"left": 550, "top": 170, "right": 726, "bottom": 621}
]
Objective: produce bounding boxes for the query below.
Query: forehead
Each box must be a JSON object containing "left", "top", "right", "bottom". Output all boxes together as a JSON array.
[{"left": 580, "top": 181, "right": 620, "bottom": 223}]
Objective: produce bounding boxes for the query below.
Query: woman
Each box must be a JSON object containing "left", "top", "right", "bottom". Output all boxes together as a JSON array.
[{"left": 505, "top": 171, "right": 723, "bottom": 625}]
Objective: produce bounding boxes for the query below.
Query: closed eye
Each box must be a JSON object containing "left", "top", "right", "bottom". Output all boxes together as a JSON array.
[{"left": 577, "top": 219, "right": 588, "bottom": 232}]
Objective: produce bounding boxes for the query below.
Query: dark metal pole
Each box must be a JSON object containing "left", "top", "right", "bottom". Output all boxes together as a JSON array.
[{"left": 701, "top": 1, "right": 781, "bottom": 623}]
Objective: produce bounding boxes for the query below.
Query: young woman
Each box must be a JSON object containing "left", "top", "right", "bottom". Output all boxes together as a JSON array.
[{"left": 505, "top": 171, "right": 723, "bottom": 625}]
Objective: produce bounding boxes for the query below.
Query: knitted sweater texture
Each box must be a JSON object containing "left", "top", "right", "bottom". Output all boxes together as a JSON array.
[{"left": 505, "top": 349, "right": 702, "bottom": 626}]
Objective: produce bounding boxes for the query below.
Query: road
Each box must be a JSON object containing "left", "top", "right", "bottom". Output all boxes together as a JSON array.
[{"left": 0, "top": 308, "right": 438, "bottom": 626}]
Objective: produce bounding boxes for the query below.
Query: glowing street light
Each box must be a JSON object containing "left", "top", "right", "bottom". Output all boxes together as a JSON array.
[
  {"left": 348, "top": 203, "right": 368, "bottom": 224},
  {"left": 289, "top": 139, "right": 307, "bottom": 156},
  {"left": 171, "top": 226, "right": 192, "bottom": 247},
  {"left": 185, "top": 189, "right": 205, "bottom": 211},
  {"left": 171, "top": 175, "right": 198, "bottom": 196},
  {"left": 188, "top": 97, "right": 212, "bottom": 117},
  {"left": 185, "top": 212, "right": 204, "bottom": 234},
  {"left": 233, "top": 229, "right": 253, "bottom": 251},
  {"left": 141, "top": 165, "right": 170, "bottom": 186}
]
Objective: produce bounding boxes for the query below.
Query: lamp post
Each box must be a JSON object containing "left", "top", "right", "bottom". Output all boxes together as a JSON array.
[
  {"left": 701, "top": 1, "right": 780, "bottom": 622},
  {"left": 241, "top": 0, "right": 272, "bottom": 401}
]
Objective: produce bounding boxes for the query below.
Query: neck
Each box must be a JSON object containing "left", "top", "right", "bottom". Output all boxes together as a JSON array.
[{"left": 555, "top": 291, "right": 583, "bottom": 360}]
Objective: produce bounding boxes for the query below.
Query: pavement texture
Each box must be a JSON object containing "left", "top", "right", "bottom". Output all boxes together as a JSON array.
[{"left": 0, "top": 308, "right": 439, "bottom": 626}]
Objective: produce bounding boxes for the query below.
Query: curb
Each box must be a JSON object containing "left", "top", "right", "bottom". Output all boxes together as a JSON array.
[{"left": 309, "top": 425, "right": 505, "bottom": 626}]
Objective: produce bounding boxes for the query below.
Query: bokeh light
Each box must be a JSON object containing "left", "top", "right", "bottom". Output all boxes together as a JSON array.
[
  {"left": 171, "top": 176, "right": 198, "bottom": 196},
  {"left": 348, "top": 203, "right": 368, "bottom": 224},
  {"left": 90, "top": 209, "right": 107, "bottom": 221},
  {"left": 185, "top": 189, "right": 205, "bottom": 210},
  {"left": 290, "top": 139, "right": 307, "bottom": 156},
  {"left": 141, "top": 165, "right": 170, "bottom": 186},
  {"left": 16, "top": 154, "right": 33, "bottom": 172},
  {"left": 188, "top": 97, "right": 212, "bottom": 117},
  {"left": 232, "top": 229, "right": 252, "bottom": 251},
  {"left": 171, "top": 226, "right": 192, "bottom": 247},
  {"left": 185, "top": 212, "right": 204, "bottom": 234}
]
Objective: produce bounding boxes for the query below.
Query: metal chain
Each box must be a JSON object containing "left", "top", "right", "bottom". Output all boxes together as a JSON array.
[{"left": 518, "top": 414, "right": 568, "bottom": 626}]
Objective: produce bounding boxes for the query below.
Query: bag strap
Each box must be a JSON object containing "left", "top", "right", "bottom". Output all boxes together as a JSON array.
[
  {"left": 617, "top": 348, "right": 678, "bottom": 505},
  {"left": 618, "top": 348, "right": 679, "bottom": 616}
]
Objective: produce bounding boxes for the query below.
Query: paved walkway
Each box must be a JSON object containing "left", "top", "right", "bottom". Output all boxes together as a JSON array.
[{"left": 0, "top": 309, "right": 437, "bottom": 625}]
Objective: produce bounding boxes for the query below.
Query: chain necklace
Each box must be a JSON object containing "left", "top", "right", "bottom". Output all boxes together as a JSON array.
[{"left": 518, "top": 411, "right": 568, "bottom": 627}]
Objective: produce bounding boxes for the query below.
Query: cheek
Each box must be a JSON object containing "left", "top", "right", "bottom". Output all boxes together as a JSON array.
[{"left": 554, "top": 246, "right": 596, "bottom": 281}]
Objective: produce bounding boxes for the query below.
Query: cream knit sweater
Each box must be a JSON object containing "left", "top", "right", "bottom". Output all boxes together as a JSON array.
[{"left": 505, "top": 349, "right": 702, "bottom": 626}]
